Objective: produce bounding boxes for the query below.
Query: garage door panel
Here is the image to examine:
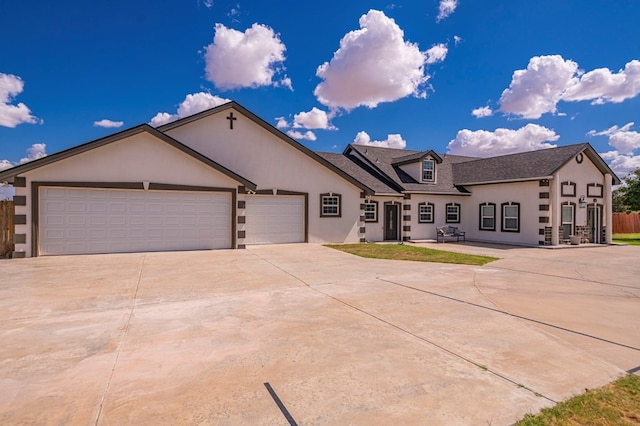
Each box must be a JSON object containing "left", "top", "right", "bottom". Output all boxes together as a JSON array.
[
  {"left": 39, "top": 187, "right": 232, "bottom": 255},
  {"left": 245, "top": 195, "right": 304, "bottom": 245}
]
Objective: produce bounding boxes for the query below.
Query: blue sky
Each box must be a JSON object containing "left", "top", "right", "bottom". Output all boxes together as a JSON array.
[{"left": 2, "top": 0, "right": 640, "bottom": 184}]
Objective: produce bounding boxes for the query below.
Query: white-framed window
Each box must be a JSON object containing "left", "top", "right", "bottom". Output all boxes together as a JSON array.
[
  {"left": 445, "top": 203, "right": 460, "bottom": 223},
  {"left": 422, "top": 159, "right": 435, "bottom": 182},
  {"left": 479, "top": 203, "right": 495, "bottom": 231},
  {"left": 364, "top": 200, "right": 378, "bottom": 222},
  {"left": 501, "top": 202, "right": 520, "bottom": 232},
  {"left": 320, "top": 193, "right": 341, "bottom": 217},
  {"left": 561, "top": 203, "right": 574, "bottom": 240},
  {"left": 418, "top": 202, "right": 434, "bottom": 223}
]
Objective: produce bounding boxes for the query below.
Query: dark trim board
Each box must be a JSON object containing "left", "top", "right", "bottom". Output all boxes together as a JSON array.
[{"left": 31, "top": 181, "right": 237, "bottom": 257}]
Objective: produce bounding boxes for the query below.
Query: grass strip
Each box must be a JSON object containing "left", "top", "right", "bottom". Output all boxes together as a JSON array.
[
  {"left": 325, "top": 243, "right": 497, "bottom": 266},
  {"left": 613, "top": 233, "right": 640, "bottom": 246},
  {"left": 516, "top": 374, "right": 640, "bottom": 426}
]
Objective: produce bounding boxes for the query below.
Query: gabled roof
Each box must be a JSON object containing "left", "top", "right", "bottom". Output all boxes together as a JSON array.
[
  {"left": 317, "top": 152, "right": 401, "bottom": 194},
  {"left": 345, "top": 144, "right": 476, "bottom": 195},
  {"left": 158, "top": 101, "right": 375, "bottom": 194},
  {"left": 0, "top": 124, "right": 258, "bottom": 190},
  {"left": 452, "top": 143, "right": 621, "bottom": 185},
  {"left": 391, "top": 150, "right": 443, "bottom": 166}
]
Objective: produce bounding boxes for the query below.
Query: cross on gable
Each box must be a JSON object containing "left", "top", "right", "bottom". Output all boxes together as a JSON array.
[{"left": 226, "top": 112, "right": 237, "bottom": 130}]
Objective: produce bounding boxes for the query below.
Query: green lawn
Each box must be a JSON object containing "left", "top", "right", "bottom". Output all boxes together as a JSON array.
[
  {"left": 613, "top": 233, "right": 640, "bottom": 245},
  {"left": 325, "top": 243, "right": 497, "bottom": 266},
  {"left": 516, "top": 374, "right": 640, "bottom": 425}
]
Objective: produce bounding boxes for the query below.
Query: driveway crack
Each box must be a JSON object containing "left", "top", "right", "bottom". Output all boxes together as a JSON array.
[{"left": 93, "top": 253, "right": 147, "bottom": 425}]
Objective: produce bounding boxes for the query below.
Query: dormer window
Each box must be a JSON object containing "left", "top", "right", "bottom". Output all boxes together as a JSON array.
[{"left": 422, "top": 159, "right": 435, "bottom": 182}]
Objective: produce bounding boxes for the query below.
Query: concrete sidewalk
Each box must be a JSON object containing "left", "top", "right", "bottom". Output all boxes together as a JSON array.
[{"left": 1, "top": 244, "right": 638, "bottom": 425}]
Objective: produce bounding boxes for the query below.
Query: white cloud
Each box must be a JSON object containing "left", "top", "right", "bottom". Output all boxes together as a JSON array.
[
  {"left": 293, "top": 107, "right": 335, "bottom": 130},
  {"left": 0, "top": 143, "right": 48, "bottom": 184},
  {"left": 93, "top": 119, "right": 124, "bottom": 128},
  {"left": 19, "top": 143, "right": 47, "bottom": 164},
  {"left": 437, "top": 0, "right": 458, "bottom": 22},
  {"left": 587, "top": 122, "right": 640, "bottom": 155},
  {"left": 287, "top": 130, "right": 317, "bottom": 141},
  {"left": 446, "top": 123, "right": 559, "bottom": 157},
  {"left": 499, "top": 55, "right": 579, "bottom": 119},
  {"left": 471, "top": 106, "right": 493, "bottom": 118},
  {"left": 600, "top": 151, "right": 640, "bottom": 177},
  {"left": 314, "top": 10, "right": 428, "bottom": 110},
  {"left": 0, "top": 73, "right": 40, "bottom": 128},
  {"left": 0, "top": 184, "right": 14, "bottom": 200},
  {"left": 0, "top": 159, "right": 12, "bottom": 171},
  {"left": 499, "top": 56, "right": 640, "bottom": 119},
  {"left": 275, "top": 116, "right": 289, "bottom": 129},
  {"left": 425, "top": 43, "right": 448, "bottom": 64},
  {"left": 204, "top": 23, "right": 289, "bottom": 90},
  {"left": 353, "top": 131, "right": 407, "bottom": 149},
  {"left": 562, "top": 60, "right": 640, "bottom": 104},
  {"left": 150, "top": 92, "right": 230, "bottom": 126},
  {"left": 453, "top": 35, "right": 463, "bottom": 45}
]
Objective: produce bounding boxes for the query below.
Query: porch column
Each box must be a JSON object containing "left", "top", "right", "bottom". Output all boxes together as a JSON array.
[
  {"left": 551, "top": 176, "right": 560, "bottom": 245},
  {"left": 604, "top": 173, "right": 613, "bottom": 243}
]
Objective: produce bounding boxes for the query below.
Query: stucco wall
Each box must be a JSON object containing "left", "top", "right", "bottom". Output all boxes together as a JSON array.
[
  {"left": 555, "top": 153, "right": 606, "bottom": 230},
  {"left": 14, "top": 132, "right": 242, "bottom": 256},
  {"left": 165, "top": 109, "right": 362, "bottom": 244},
  {"left": 405, "top": 194, "right": 468, "bottom": 241},
  {"left": 462, "top": 181, "right": 541, "bottom": 245}
]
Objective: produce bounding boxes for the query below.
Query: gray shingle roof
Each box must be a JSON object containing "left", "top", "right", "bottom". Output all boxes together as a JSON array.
[
  {"left": 345, "top": 145, "right": 476, "bottom": 194},
  {"left": 452, "top": 143, "right": 588, "bottom": 184},
  {"left": 316, "top": 152, "right": 400, "bottom": 194}
]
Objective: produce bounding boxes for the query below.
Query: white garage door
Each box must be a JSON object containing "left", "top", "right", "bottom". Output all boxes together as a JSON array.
[
  {"left": 244, "top": 195, "right": 304, "bottom": 244},
  {"left": 39, "top": 187, "right": 231, "bottom": 255}
]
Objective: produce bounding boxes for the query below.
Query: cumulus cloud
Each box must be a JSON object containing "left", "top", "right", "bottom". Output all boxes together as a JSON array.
[
  {"left": 353, "top": 131, "right": 407, "bottom": 149},
  {"left": 0, "top": 159, "right": 12, "bottom": 171},
  {"left": 293, "top": 107, "right": 335, "bottom": 130},
  {"left": 600, "top": 151, "right": 640, "bottom": 177},
  {"left": 275, "top": 116, "right": 289, "bottom": 129},
  {"left": 562, "top": 60, "right": 640, "bottom": 104},
  {"left": 471, "top": 106, "right": 493, "bottom": 118},
  {"left": 499, "top": 56, "right": 640, "bottom": 119},
  {"left": 425, "top": 43, "right": 448, "bottom": 64},
  {"left": 287, "top": 130, "right": 317, "bottom": 141},
  {"left": 453, "top": 35, "right": 463, "bottom": 45},
  {"left": 437, "top": 0, "right": 458, "bottom": 22},
  {"left": 204, "top": 23, "right": 290, "bottom": 90},
  {"left": 93, "top": 119, "right": 124, "bottom": 128},
  {"left": 587, "top": 122, "right": 640, "bottom": 155},
  {"left": 446, "top": 124, "right": 559, "bottom": 157},
  {"left": 150, "top": 92, "right": 230, "bottom": 126},
  {"left": 314, "top": 10, "right": 429, "bottom": 110},
  {"left": 19, "top": 143, "right": 47, "bottom": 164},
  {"left": 0, "top": 73, "right": 40, "bottom": 128},
  {"left": 0, "top": 143, "right": 48, "bottom": 175},
  {"left": 499, "top": 55, "right": 579, "bottom": 119}
]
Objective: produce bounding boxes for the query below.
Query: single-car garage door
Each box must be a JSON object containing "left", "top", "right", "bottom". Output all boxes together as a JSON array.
[
  {"left": 244, "top": 195, "right": 304, "bottom": 244},
  {"left": 39, "top": 187, "right": 231, "bottom": 255}
]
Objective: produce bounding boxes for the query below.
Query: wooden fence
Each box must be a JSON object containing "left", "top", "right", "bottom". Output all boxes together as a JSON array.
[
  {"left": 612, "top": 212, "right": 640, "bottom": 234},
  {"left": 0, "top": 200, "right": 15, "bottom": 258}
]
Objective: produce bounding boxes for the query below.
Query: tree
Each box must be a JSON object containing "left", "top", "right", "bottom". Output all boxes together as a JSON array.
[{"left": 617, "top": 169, "right": 640, "bottom": 212}]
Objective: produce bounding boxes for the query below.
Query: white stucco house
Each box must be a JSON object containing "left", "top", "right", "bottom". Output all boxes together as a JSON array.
[{"left": 0, "top": 101, "right": 620, "bottom": 258}]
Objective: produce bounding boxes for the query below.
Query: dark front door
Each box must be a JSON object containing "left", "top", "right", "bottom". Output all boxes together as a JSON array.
[{"left": 384, "top": 204, "right": 399, "bottom": 241}]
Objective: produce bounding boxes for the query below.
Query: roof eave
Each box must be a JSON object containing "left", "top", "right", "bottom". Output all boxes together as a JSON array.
[{"left": 455, "top": 176, "right": 553, "bottom": 186}]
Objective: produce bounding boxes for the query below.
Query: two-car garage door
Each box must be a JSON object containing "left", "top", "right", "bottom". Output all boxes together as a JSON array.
[{"left": 39, "top": 187, "right": 232, "bottom": 255}]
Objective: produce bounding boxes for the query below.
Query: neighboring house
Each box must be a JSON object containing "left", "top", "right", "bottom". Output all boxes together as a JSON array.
[{"left": 0, "top": 101, "right": 620, "bottom": 258}]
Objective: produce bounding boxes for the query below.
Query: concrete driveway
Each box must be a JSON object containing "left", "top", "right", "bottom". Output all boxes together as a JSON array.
[{"left": 1, "top": 243, "right": 638, "bottom": 425}]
